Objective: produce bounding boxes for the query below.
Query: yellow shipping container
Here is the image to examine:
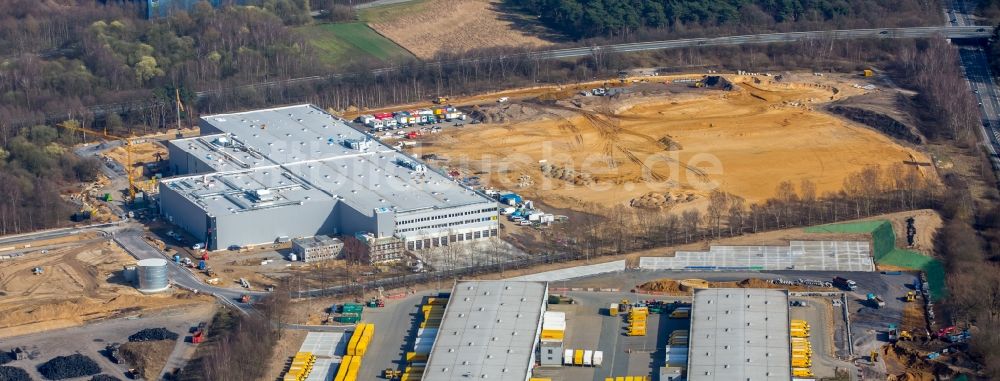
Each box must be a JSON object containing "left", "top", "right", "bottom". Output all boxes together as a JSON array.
[
  {"left": 574, "top": 350, "right": 584, "bottom": 365},
  {"left": 357, "top": 323, "right": 375, "bottom": 356},
  {"left": 283, "top": 375, "right": 300, "bottom": 381},
  {"left": 541, "top": 329, "right": 565, "bottom": 340},
  {"left": 334, "top": 356, "right": 352, "bottom": 381},
  {"left": 529, "top": 379, "right": 553, "bottom": 381},
  {"left": 406, "top": 352, "right": 429, "bottom": 363}
]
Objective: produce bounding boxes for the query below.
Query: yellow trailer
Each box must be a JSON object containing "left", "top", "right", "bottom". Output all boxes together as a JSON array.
[
  {"left": 793, "top": 368, "right": 814, "bottom": 377},
  {"left": 574, "top": 349, "right": 584, "bottom": 365}
]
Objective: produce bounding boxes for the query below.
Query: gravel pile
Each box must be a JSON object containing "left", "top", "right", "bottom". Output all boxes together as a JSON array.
[
  {"left": 0, "top": 366, "right": 31, "bottom": 381},
  {"left": 0, "top": 351, "right": 14, "bottom": 365},
  {"left": 128, "top": 328, "right": 178, "bottom": 342},
  {"left": 37, "top": 354, "right": 100, "bottom": 380},
  {"left": 89, "top": 376, "right": 121, "bottom": 381}
]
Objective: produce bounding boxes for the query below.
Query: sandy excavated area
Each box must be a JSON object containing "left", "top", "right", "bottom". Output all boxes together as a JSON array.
[
  {"left": 0, "top": 239, "right": 210, "bottom": 338},
  {"left": 423, "top": 74, "right": 934, "bottom": 213},
  {"left": 368, "top": 0, "right": 552, "bottom": 59}
]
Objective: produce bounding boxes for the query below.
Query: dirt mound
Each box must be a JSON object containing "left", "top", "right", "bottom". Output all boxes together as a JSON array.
[
  {"left": 630, "top": 191, "right": 698, "bottom": 209},
  {"left": 119, "top": 340, "right": 174, "bottom": 380},
  {"left": 638, "top": 277, "right": 835, "bottom": 293},
  {"left": 827, "top": 92, "right": 924, "bottom": 144},
  {"left": 128, "top": 328, "right": 178, "bottom": 342},
  {"left": 37, "top": 354, "right": 100, "bottom": 380},
  {"left": 468, "top": 103, "right": 542, "bottom": 124},
  {"left": 539, "top": 163, "right": 594, "bottom": 186},
  {"left": 0, "top": 366, "right": 30, "bottom": 381}
]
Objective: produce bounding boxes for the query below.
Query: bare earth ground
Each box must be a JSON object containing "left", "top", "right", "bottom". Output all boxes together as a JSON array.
[
  {"left": 367, "top": 0, "right": 552, "bottom": 59},
  {"left": 0, "top": 239, "right": 212, "bottom": 338},
  {"left": 420, "top": 74, "right": 936, "bottom": 215}
]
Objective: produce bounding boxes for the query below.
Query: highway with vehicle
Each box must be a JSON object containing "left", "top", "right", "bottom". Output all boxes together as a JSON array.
[{"left": 948, "top": 1, "right": 1000, "bottom": 176}]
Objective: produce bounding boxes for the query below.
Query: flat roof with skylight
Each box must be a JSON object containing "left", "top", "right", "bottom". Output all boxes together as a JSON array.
[
  {"left": 162, "top": 104, "right": 492, "bottom": 216},
  {"left": 423, "top": 280, "right": 547, "bottom": 381},
  {"left": 687, "top": 288, "right": 791, "bottom": 381}
]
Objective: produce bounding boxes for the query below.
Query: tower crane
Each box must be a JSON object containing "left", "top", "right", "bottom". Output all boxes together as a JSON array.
[{"left": 56, "top": 121, "right": 145, "bottom": 201}]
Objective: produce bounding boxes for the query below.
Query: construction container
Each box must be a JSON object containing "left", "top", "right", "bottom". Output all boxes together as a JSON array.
[
  {"left": 333, "top": 356, "right": 352, "bottom": 381},
  {"left": 792, "top": 368, "right": 814, "bottom": 377},
  {"left": 335, "top": 313, "right": 361, "bottom": 324},
  {"left": 583, "top": 350, "right": 594, "bottom": 366},
  {"left": 608, "top": 303, "right": 619, "bottom": 316},
  {"left": 345, "top": 355, "right": 362, "bottom": 380},
  {"left": 573, "top": 349, "right": 584, "bottom": 365},
  {"left": 341, "top": 303, "right": 364, "bottom": 314},
  {"left": 563, "top": 349, "right": 574, "bottom": 365}
]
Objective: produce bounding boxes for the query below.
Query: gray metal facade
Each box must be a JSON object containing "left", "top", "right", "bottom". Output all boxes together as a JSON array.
[
  {"left": 688, "top": 288, "right": 791, "bottom": 381},
  {"left": 423, "top": 280, "right": 547, "bottom": 381},
  {"left": 159, "top": 104, "right": 498, "bottom": 250}
]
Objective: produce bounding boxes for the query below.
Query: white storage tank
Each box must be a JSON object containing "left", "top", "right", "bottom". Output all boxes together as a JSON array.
[{"left": 136, "top": 258, "right": 169, "bottom": 293}]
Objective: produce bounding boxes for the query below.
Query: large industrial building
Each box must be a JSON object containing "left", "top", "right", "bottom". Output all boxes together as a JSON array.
[
  {"left": 159, "top": 104, "right": 499, "bottom": 251},
  {"left": 687, "top": 288, "right": 791, "bottom": 381},
  {"left": 422, "top": 280, "right": 547, "bottom": 381}
]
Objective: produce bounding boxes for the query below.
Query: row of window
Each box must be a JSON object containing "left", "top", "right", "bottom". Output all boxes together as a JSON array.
[
  {"left": 406, "top": 228, "right": 499, "bottom": 250},
  {"left": 398, "top": 207, "right": 498, "bottom": 226},
  {"left": 397, "top": 217, "right": 493, "bottom": 233}
]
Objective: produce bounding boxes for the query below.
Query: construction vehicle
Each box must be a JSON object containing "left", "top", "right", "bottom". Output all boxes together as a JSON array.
[
  {"left": 863, "top": 69, "right": 874, "bottom": 77},
  {"left": 867, "top": 293, "right": 885, "bottom": 308},
  {"left": 55, "top": 121, "right": 150, "bottom": 201},
  {"left": 898, "top": 330, "right": 914, "bottom": 341},
  {"left": 833, "top": 276, "right": 858, "bottom": 291},
  {"left": 905, "top": 291, "right": 917, "bottom": 302},
  {"left": 871, "top": 350, "right": 879, "bottom": 362},
  {"left": 888, "top": 324, "right": 899, "bottom": 341},
  {"left": 32, "top": 267, "right": 43, "bottom": 275},
  {"left": 434, "top": 97, "right": 448, "bottom": 104},
  {"left": 384, "top": 368, "right": 402, "bottom": 379}
]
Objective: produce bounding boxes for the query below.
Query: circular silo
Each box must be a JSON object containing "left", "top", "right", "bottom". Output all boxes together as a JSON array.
[{"left": 136, "top": 258, "right": 169, "bottom": 293}]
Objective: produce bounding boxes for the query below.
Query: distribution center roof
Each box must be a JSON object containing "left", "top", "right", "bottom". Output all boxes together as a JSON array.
[
  {"left": 423, "top": 280, "right": 547, "bottom": 381},
  {"left": 162, "top": 104, "right": 491, "bottom": 216},
  {"left": 688, "top": 288, "right": 791, "bottom": 381}
]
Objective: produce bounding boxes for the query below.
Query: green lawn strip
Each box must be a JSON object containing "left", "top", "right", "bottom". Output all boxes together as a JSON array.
[
  {"left": 298, "top": 22, "right": 412, "bottom": 65},
  {"left": 804, "top": 219, "right": 947, "bottom": 301}
]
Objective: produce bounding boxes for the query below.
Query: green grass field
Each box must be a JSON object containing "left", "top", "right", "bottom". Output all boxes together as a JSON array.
[{"left": 298, "top": 22, "right": 413, "bottom": 66}]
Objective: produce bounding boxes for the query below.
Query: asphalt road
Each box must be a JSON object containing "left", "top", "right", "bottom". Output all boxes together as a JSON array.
[
  {"left": 948, "top": 1, "right": 1000, "bottom": 176},
  {"left": 112, "top": 228, "right": 267, "bottom": 313}
]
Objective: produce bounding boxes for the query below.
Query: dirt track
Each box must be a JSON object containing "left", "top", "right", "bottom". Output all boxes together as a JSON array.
[{"left": 421, "top": 74, "right": 935, "bottom": 214}]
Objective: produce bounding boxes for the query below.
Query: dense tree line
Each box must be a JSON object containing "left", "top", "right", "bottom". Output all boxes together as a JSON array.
[
  {"left": 506, "top": 0, "right": 941, "bottom": 39},
  {"left": 543, "top": 164, "right": 937, "bottom": 259},
  {"left": 0, "top": 123, "right": 101, "bottom": 235},
  {"left": 0, "top": 1, "right": 319, "bottom": 136}
]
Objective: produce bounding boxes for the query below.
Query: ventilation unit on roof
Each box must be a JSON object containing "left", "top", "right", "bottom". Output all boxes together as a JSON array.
[{"left": 396, "top": 158, "right": 426, "bottom": 173}]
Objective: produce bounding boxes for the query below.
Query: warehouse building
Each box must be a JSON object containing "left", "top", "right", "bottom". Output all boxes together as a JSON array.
[
  {"left": 159, "top": 104, "right": 499, "bottom": 251},
  {"left": 423, "top": 280, "right": 547, "bottom": 381},
  {"left": 687, "top": 288, "right": 791, "bottom": 381}
]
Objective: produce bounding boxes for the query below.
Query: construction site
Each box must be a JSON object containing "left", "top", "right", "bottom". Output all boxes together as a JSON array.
[
  {"left": 414, "top": 73, "right": 935, "bottom": 215},
  {"left": 0, "top": 235, "right": 210, "bottom": 339}
]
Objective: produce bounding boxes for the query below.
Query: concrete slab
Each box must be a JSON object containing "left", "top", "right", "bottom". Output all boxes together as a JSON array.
[{"left": 508, "top": 260, "right": 627, "bottom": 281}]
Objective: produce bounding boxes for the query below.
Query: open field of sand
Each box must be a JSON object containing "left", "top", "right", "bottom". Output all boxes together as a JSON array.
[
  {"left": 366, "top": 0, "right": 552, "bottom": 59},
  {"left": 0, "top": 239, "right": 210, "bottom": 338},
  {"left": 420, "top": 74, "right": 935, "bottom": 213}
]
